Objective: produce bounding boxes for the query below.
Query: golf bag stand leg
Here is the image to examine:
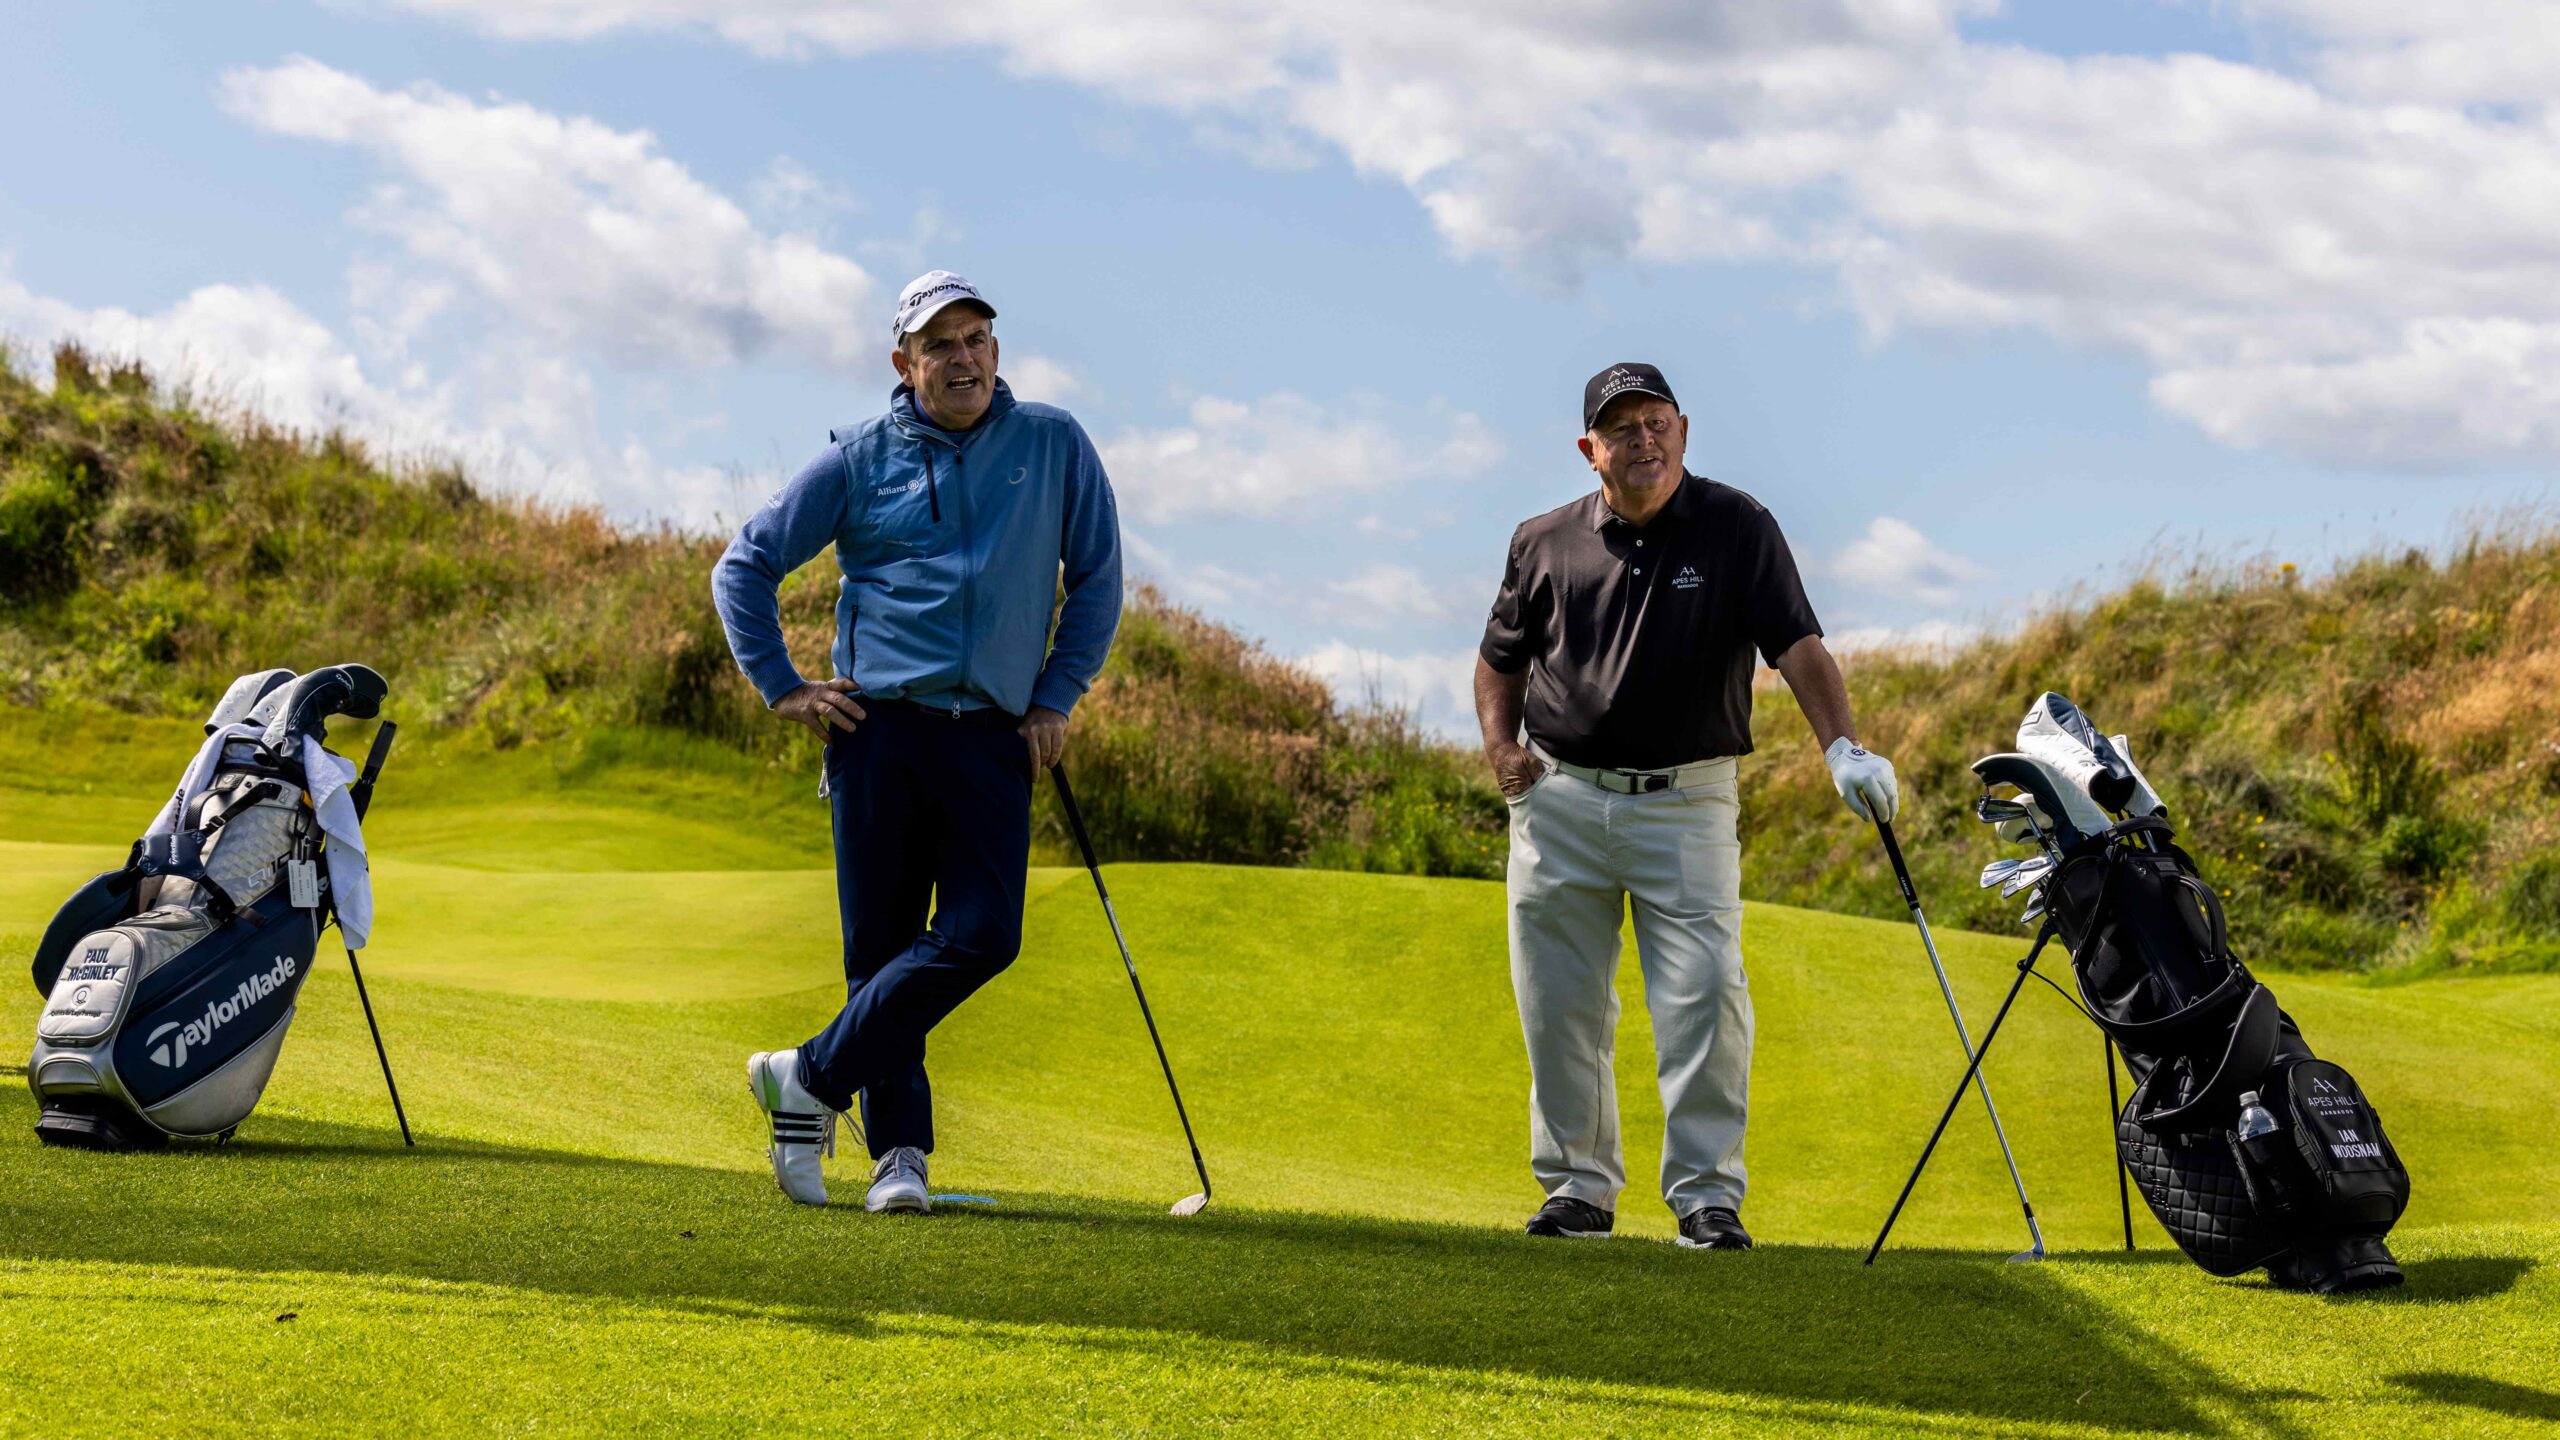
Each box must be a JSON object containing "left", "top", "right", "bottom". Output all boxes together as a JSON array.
[
  {"left": 347, "top": 944, "right": 413, "bottom": 1146},
  {"left": 1865, "top": 921, "right": 2059, "bottom": 1265},
  {"left": 2107, "top": 1035, "right": 2132, "bottom": 1250},
  {"left": 344, "top": 720, "right": 413, "bottom": 1147},
  {"left": 1876, "top": 822, "right": 2044, "bottom": 1260}
]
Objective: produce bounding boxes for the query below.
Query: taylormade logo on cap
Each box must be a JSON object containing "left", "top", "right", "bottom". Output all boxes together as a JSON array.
[{"left": 893, "top": 270, "right": 997, "bottom": 338}]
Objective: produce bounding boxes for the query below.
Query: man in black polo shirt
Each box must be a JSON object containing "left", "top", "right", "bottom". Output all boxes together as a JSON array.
[{"left": 1474, "top": 362, "right": 1900, "bottom": 1249}]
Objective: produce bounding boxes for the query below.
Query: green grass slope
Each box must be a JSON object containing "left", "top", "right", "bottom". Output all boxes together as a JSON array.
[{"left": 4, "top": 729, "right": 2558, "bottom": 1436}]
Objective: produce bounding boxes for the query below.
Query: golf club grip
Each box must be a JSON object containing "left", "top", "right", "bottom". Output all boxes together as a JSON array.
[
  {"left": 350, "top": 721, "right": 398, "bottom": 822},
  {"left": 1049, "top": 763, "right": 1107, "bottom": 886},
  {"left": 1876, "top": 820, "right": 1921, "bottom": 909}
]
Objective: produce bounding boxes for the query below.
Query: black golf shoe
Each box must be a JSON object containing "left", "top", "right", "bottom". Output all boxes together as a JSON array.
[
  {"left": 1676, "top": 1205, "right": 1752, "bottom": 1250},
  {"left": 1525, "top": 1197, "right": 1614, "bottom": 1239}
]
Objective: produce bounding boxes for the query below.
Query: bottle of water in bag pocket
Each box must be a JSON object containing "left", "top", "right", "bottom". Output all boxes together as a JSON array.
[
  {"left": 2236, "top": 1091, "right": 2279, "bottom": 1142},
  {"left": 2231, "top": 1089, "right": 2295, "bottom": 1216}
]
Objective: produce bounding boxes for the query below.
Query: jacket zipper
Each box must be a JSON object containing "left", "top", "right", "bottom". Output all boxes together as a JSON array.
[
  {"left": 921, "top": 447, "right": 942, "bottom": 522},
  {"left": 953, "top": 438, "right": 974, "bottom": 715}
]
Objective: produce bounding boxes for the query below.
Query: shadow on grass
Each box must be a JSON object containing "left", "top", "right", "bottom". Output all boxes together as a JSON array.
[
  {"left": 2366, "top": 1255, "right": 2536, "bottom": 1304},
  {"left": 2390, "top": 1373, "right": 2560, "bottom": 1423},
  {"left": 4, "top": 1105, "right": 2329, "bottom": 1437}
]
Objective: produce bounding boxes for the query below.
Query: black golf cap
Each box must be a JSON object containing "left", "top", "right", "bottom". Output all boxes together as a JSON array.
[{"left": 1583, "top": 362, "right": 1678, "bottom": 432}]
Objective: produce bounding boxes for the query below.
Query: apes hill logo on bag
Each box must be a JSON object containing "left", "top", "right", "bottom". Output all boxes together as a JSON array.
[{"left": 144, "top": 953, "right": 299, "bottom": 1068}]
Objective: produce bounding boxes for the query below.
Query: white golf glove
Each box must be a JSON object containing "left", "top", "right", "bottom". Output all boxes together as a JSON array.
[{"left": 1826, "top": 736, "right": 1900, "bottom": 824}]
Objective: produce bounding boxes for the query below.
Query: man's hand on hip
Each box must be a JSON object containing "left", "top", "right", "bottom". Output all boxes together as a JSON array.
[
  {"left": 777, "top": 678, "right": 866, "bottom": 740},
  {"left": 1489, "top": 740, "right": 1545, "bottom": 799},
  {"left": 1020, "top": 706, "right": 1071, "bottom": 771},
  {"left": 1825, "top": 736, "right": 1900, "bottom": 824}
]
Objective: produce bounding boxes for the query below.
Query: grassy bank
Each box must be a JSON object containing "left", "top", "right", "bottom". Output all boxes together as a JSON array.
[
  {"left": 0, "top": 345, "right": 1502, "bottom": 875},
  {"left": 5, "top": 344, "right": 2555, "bottom": 972},
  {"left": 1744, "top": 539, "right": 2560, "bottom": 974}
]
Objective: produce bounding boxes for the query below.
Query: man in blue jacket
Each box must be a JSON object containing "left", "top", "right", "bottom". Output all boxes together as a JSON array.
[{"left": 713, "top": 271, "right": 1123, "bottom": 1211}]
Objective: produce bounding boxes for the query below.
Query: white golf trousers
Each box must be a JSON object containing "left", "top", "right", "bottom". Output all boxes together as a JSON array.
[{"left": 1506, "top": 757, "right": 1751, "bottom": 1218}]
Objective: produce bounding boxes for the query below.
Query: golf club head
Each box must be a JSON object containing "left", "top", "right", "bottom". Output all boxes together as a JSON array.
[
  {"left": 1171, "top": 1191, "right": 1210, "bottom": 1217},
  {"left": 2020, "top": 898, "right": 2047, "bottom": 926},
  {"left": 2000, "top": 866, "right": 2051, "bottom": 899},
  {"left": 1979, "top": 859, "right": 2023, "bottom": 889},
  {"left": 2007, "top": 1245, "right": 2049, "bottom": 1263},
  {"left": 1974, "top": 796, "right": 2030, "bottom": 823}
]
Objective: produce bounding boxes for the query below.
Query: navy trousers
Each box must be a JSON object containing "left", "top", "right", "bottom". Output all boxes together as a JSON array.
[{"left": 798, "top": 700, "right": 1030, "bottom": 1155}]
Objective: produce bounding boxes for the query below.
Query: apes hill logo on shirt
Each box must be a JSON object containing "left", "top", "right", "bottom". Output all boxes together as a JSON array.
[{"left": 144, "top": 953, "right": 300, "bottom": 1068}]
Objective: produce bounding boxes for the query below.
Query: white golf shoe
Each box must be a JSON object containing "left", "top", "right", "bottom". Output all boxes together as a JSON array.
[
  {"left": 866, "top": 1145, "right": 930, "bottom": 1214},
  {"left": 747, "top": 1049, "right": 837, "bottom": 1206}
]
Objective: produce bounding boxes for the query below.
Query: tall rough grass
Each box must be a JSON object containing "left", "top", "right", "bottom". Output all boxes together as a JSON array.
[
  {"left": 0, "top": 347, "right": 1506, "bottom": 876},
  {"left": 1743, "top": 542, "right": 2560, "bottom": 975},
  {"left": 8, "top": 346, "right": 2554, "bottom": 971}
]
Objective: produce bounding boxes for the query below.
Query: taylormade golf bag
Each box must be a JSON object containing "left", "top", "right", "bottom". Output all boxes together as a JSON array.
[
  {"left": 27, "top": 664, "right": 390, "bottom": 1150},
  {"left": 1975, "top": 694, "right": 2411, "bottom": 1293}
]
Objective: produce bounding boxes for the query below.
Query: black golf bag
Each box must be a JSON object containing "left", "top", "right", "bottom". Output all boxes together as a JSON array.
[
  {"left": 28, "top": 664, "right": 392, "bottom": 1150},
  {"left": 1981, "top": 694, "right": 2411, "bottom": 1293}
]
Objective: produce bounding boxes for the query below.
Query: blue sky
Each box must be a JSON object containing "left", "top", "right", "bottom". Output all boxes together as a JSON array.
[{"left": 5, "top": 2, "right": 2554, "bottom": 734}]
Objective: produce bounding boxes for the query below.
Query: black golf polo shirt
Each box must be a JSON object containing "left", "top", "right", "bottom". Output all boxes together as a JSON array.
[{"left": 1480, "top": 472, "right": 1821, "bottom": 770}]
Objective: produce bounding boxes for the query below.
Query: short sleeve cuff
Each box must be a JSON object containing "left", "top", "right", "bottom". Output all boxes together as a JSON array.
[
  {"left": 1755, "top": 624, "right": 1820, "bottom": 669},
  {"left": 1479, "top": 635, "right": 1529, "bottom": 674}
]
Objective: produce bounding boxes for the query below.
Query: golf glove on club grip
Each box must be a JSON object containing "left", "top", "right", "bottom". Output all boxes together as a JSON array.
[{"left": 1826, "top": 736, "right": 1901, "bottom": 824}]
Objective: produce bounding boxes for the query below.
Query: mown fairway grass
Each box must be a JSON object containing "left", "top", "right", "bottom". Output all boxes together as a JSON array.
[{"left": 2, "top": 716, "right": 2556, "bottom": 1436}]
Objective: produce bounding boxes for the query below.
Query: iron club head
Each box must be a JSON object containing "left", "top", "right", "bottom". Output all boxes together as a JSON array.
[
  {"left": 1171, "top": 1191, "right": 1210, "bottom": 1217},
  {"left": 2007, "top": 1244, "right": 2049, "bottom": 1263},
  {"left": 1999, "top": 858, "right": 2054, "bottom": 897},
  {"left": 1975, "top": 796, "right": 2030, "bottom": 823},
  {"left": 1980, "top": 859, "right": 2023, "bottom": 888}
]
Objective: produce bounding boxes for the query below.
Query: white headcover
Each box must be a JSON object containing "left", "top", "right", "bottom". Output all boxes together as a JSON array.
[{"left": 2016, "top": 693, "right": 2167, "bottom": 818}]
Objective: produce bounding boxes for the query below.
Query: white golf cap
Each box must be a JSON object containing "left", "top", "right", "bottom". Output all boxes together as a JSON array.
[{"left": 892, "top": 270, "right": 996, "bottom": 339}]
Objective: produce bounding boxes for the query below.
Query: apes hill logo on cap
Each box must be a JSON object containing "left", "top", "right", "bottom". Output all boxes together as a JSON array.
[{"left": 144, "top": 953, "right": 300, "bottom": 1068}]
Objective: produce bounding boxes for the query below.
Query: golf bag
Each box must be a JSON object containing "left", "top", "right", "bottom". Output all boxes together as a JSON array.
[
  {"left": 1981, "top": 694, "right": 2410, "bottom": 1293},
  {"left": 27, "top": 665, "right": 390, "bottom": 1150}
]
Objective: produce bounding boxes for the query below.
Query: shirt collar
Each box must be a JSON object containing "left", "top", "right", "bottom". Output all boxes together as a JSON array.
[
  {"left": 892, "top": 378, "right": 1016, "bottom": 441},
  {"left": 1589, "top": 471, "right": 1697, "bottom": 532}
]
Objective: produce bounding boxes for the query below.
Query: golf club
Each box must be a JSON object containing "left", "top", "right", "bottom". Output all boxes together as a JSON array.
[
  {"left": 2000, "top": 859, "right": 2054, "bottom": 898},
  {"left": 1050, "top": 762, "right": 1213, "bottom": 1218},
  {"left": 1875, "top": 820, "right": 2048, "bottom": 1262},
  {"left": 1979, "top": 858, "right": 2024, "bottom": 889}
]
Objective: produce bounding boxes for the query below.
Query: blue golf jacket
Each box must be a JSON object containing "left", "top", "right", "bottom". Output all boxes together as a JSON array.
[{"left": 713, "top": 379, "right": 1123, "bottom": 718}]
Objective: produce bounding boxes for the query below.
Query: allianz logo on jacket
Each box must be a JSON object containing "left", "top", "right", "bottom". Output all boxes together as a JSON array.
[
  {"left": 144, "top": 953, "right": 299, "bottom": 1068},
  {"left": 875, "top": 477, "right": 928, "bottom": 496}
]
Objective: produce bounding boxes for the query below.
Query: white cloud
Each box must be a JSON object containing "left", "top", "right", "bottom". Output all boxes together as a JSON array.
[
  {"left": 1830, "top": 516, "right": 1990, "bottom": 608},
  {"left": 1317, "top": 562, "right": 1455, "bottom": 629},
  {"left": 1298, "top": 640, "right": 1480, "bottom": 740},
  {"left": 1003, "top": 353, "right": 1080, "bottom": 403},
  {"left": 0, "top": 271, "right": 754, "bottom": 529},
  {"left": 1824, "top": 618, "right": 1979, "bottom": 657},
  {"left": 1117, "top": 527, "right": 1271, "bottom": 609},
  {"left": 367, "top": 1, "right": 2560, "bottom": 465},
  {"left": 217, "top": 57, "right": 874, "bottom": 370},
  {"left": 1100, "top": 393, "right": 1499, "bottom": 524}
]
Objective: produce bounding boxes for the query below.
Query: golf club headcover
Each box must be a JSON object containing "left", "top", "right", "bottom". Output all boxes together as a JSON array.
[
  {"left": 205, "top": 669, "right": 296, "bottom": 735},
  {"left": 254, "top": 664, "right": 389, "bottom": 748}
]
